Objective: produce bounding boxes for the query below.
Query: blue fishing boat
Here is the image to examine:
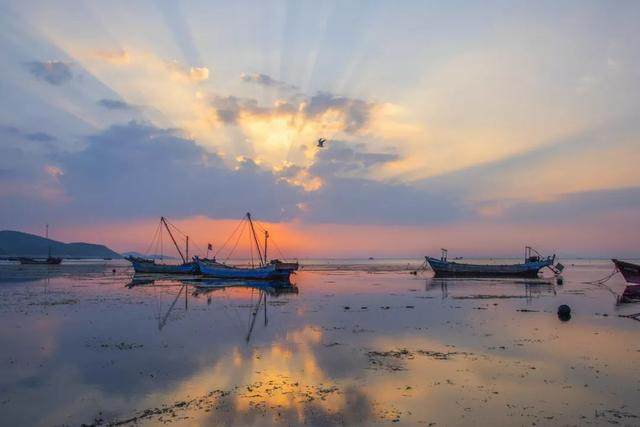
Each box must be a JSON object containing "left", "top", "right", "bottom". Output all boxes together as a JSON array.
[
  {"left": 126, "top": 217, "right": 198, "bottom": 274},
  {"left": 196, "top": 213, "right": 299, "bottom": 280},
  {"left": 426, "top": 247, "right": 556, "bottom": 278},
  {"left": 195, "top": 258, "right": 297, "bottom": 280}
]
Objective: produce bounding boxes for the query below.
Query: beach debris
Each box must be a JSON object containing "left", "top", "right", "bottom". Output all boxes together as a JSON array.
[
  {"left": 366, "top": 348, "right": 470, "bottom": 371},
  {"left": 28, "top": 298, "right": 78, "bottom": 306},
  {"left": 452, "top": 295, "right": 528, "bottom": 300}
]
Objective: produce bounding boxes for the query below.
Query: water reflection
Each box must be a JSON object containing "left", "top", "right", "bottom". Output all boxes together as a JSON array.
[
  {"left": 424, "top": 276, "right": 557, "bottom": 301},
  {"left": 125, "top": 274, "right": 299, "bottom": 341},
  {"left": 0, "top": 264, "right": 639, "bottom": 426}
]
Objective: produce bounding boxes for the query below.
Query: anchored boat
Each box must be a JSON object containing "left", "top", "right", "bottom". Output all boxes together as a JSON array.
[
  {"left": 19, "top": 224, "right": 62, "bottom": 265},
  {"left": 196, "top": 213, "right": 298, "bottom": 280},
  {"left": 612, "top": 259, "right": 640, "bottom": 285},
  {"left": 18, "top": 256, "right": 62, "bottom": 265},
  {"left": 126, "top": 217, "right": 198, "bottom": 274},
  {"left": 426, "top": 247, "right": 556, "bottom": 278},
  {"left": 612, "top": 259, "right": 640, "bottom": 303}
]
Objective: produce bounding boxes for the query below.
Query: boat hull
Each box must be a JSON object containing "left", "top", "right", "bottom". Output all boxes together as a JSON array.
[
  {"left": 196, "top": 260, "right": 296, "bottom": 280},
  {"left": 18, "top": 257, "right": 62, "bottom": 265},
  {"left": 426, "top": 257, "right": 553, "bottom": 278},
  {"left": 612, "top": 259, "right": 640, "bottom": 285},
  {"left": 126, "top": 257, "right": 199, "bottom": 274}
]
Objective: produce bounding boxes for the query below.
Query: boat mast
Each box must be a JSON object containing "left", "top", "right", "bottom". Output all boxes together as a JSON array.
[
  {"left": 161, "top": 217, "right": 186, "bottom": 264},
  {"left": 186, "top": 236, "right": 189, "bottom": 262},
  {"left": 264, "top": 230, "right": 269, "bottom": 263},
  {"left": 246, "top": 212, "right": 264, "bottom": 266},
  {"left": 46, "top": 224, "right": 51, "bottom": 258}
]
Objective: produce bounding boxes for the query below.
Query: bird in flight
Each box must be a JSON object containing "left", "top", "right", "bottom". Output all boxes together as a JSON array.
[{"left": 317, "top": 138, "right": 326, "bottom": 148}]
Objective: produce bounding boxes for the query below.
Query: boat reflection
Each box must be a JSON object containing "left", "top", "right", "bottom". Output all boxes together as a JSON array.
[
  {"left": 424, "top": 276, "right": 557, "bottom": 300},
  {"left": 126, "top": 275, "right": 298, "bottom": 341}
]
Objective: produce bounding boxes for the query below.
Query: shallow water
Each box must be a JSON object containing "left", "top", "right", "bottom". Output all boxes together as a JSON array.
[{"left": 0, "top": 260, "right": 639, "bottom": 426}]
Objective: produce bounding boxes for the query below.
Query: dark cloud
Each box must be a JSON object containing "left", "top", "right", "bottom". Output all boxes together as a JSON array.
[
  {"left": 301, "top": 141, "right": 466, "bottom": 225},
  {"left": 26, "top": 61, "right": 73, "bottom": 85},
  {"left": 240, "top": 73, "right": 298, "bottom": 90},
  {"left": 303, "top": 92, "right": 372, "bottom": 132},
  {"left": 1, "top": 125, "right": 57, "bottom": 144},
  {"left": 59, "top": 121, "right": 302, "bottom": 221},
  {"left": 97, "top": 99, "right": 134, "bottom": 110},
  {"left": 211, "top": 91, "right": 373, "bottom": 133},
  {"left": 499, "top": 187, "right": 640, "bottom": 222},
  {"left": 26, "top": 132, "right": 56, "bottom": 142},
  {"left": 211, "top": 96, "right": 260, "bottom": 124},
  {"left": 309, "top": 141, "right": 397, "bottom": 176},
  {"left": 0, "top": 121, "right": 474, "bottom": 227},
  {"left": 211, "top": 95, "right": 295, "bottom": 124}
]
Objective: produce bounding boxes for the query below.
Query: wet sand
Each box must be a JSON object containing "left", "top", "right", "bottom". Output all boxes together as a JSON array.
[{"left": 0, "top": 260, "right": 639, "bottom": 426}]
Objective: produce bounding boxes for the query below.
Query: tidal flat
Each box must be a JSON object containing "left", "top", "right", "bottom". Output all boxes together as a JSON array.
[{"left": 0, "top": 260, "right": 639, "bottom": 426}]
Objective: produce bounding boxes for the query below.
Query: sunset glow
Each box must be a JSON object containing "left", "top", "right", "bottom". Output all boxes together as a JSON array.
[{"left": 1, "top": 1, "right": 639, "bottom": 256}]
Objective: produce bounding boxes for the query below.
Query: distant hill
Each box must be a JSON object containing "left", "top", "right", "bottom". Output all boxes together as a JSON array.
[
  {"left": 121, "top": 251, "right": 178, "bottom": 260},
  {"left": 0, "top": 230, "right": 122, "bottom": 259}
]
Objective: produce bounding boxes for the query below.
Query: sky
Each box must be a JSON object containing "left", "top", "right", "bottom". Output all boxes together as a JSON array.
[{"left": 1, "top": 0, "right": 639, "bottom": 258}]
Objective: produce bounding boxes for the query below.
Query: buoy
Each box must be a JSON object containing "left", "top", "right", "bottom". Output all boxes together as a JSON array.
[{"left": 557, "top": 304, "right": 571, "bottom": 321}]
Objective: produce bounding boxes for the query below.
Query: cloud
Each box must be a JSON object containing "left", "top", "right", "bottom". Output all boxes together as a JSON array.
[
  {"left": 210, "top": 91, "right": 374, "bottom": 133},
  {"left": 97, "top": 99, "right": 134, "bottom": 110},
  {"left": 302, "top": 92, "right": 372, "bottom": 133},
  {"left": 26, "top": 132, "right": 56, "bottom": 142},
  {"left": 59, "top": 121, "right": 302, "bottom": 221},
  {"left": 299, "top": 142, "right": 465, "bottom": 225},
  {"left": 1, "top": 125, "right": 57, "bottom": 144},
  {"left": 164, "top": 60, "right": 209, "bottom": 82},
  {"left": 93, "top": 49, "right": 131, "bottom": 64},
  {"left": 498, "top": 186, "right": 640, "bottom": 222},
  {"left": 309, "top": 141, "right": 397, "bottom": 176},
  {"left": 240, "top": 73, "right": 298, "bottom": 90},
  {"left": 26, "top": 61, "right": 73, "bottom": 85},
  {"left": 211, "top": 95, "right": 295, "bottom": 124},
  {"left": 0, "top": 121, "right": 468, "bottom": 227},
  {"left": 189, "top": 66, "right": 209, "bottom": 81}
]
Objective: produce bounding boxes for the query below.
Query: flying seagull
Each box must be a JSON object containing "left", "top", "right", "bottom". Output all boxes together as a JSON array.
[{"left": 317, "top": 138, "right": 326, "bottom": 148}]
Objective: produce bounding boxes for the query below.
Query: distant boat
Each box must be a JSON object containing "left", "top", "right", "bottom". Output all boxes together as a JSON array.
[
  {"left": 18, "top": 256, "right": 62, "bottom": 265},
  {"left": 126, "top": 217, "right": 198, "bottom": 274},
  {"left": 19, "top": 223, "right": 62, "bottom": 265},
  {"left": 196, "top": 213, "right": 298, "bottom": 281},
  {"left": 612, "top": 259, "right": 640, "bottom": 285},
  {"left": 426, "top": 247, "right": 556, "bottom": 278}
]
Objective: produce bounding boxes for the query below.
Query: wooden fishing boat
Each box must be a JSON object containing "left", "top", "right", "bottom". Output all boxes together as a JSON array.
[
  {"left": 18, "top": 256, "right": 62, "bottom": 265},
  {"left": 612, "top": 259, "right": 640, "bottom": 285},
  {"left": 126, "top": 217, "right": 198, "bottom": 274},
  {"left": 196, "top": 258, "right": 298, "bottom": 280},
  {"left": 125, "top": 256, "right": 198, "bottom": 274},
  {"left": 426, "top": 247, "right": 556, "bottom": 278},
  {"left": 196, "top": 213, "right": 298, "bottom": 280}
]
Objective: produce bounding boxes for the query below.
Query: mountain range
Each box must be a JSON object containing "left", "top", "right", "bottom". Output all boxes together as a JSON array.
[{"left": 0, "top": 230, "right": 121, "bottom": 259}]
